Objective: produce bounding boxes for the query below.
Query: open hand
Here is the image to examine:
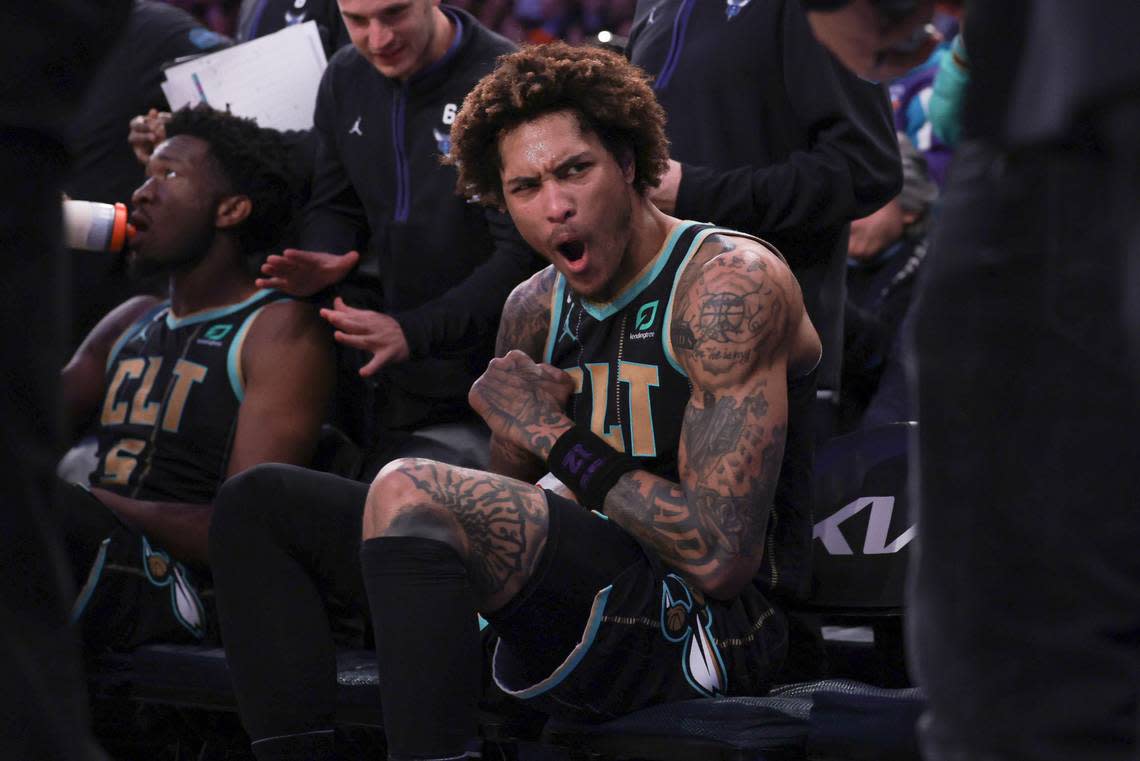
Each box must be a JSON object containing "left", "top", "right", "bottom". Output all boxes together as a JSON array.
[
  {"left": 648, "top": 159, "right": 682, "bottom": 214},
  {"left": 320, "top": 297, "right": 410, "bottom": 376},
  {"left": 128, "top": 109, "right": 172, "bottom": 165},
  {"left": 257, "top": 249, "right": 360, "bottom": 297},
  {"left": 469, "top": 350, "right": 575, "bottom": 458}
]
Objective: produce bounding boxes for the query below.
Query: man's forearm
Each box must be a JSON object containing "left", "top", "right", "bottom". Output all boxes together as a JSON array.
[
  {"left": 489, "top": 433, "right": 547, "bottom": 483},
  {"left": 90, "top": 487, "right": 211, "bottom": 566},
  {"left": 602, "top": 470, "right": 770, "bottom": 600}
]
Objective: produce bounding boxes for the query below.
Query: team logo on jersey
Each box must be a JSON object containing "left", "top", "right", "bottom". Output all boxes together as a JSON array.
[
  {"left": 349, "top": 116, "right": 364, "bottom": 136},
  {"left": 630, "top": 300, "right": 659, "bottom": 340},
  {"left": 285, "top": 0, "right": 308, "bottom": 25},
  {"left": 660, "top": 573, "right": 727, "bottom": 697},
  {"left": 726, "top": 0, "right": 751, "bottom": 19},
  {"left": 433, "top": 128, "right": 451, "bottom": 157}
]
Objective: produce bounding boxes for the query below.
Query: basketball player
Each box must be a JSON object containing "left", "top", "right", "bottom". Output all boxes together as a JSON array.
[
  {"left": 357, "top": 42, "right": 823, "bottom": 759},
  {"left": 59, "top": 105, "right": 333, "bottom": 651}
]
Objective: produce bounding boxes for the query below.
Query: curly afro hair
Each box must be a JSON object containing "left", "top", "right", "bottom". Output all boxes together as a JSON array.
[
  {"left": 447, "top": 41, "right": 669, "bottom": 208},
  {"left": 164, "top": 104, "right": 297, "bottom": 260}
]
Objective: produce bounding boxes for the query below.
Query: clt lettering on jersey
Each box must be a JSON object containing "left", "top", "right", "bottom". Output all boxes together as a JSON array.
[
  {"left": 545, "top": 222, "right": 721, "bottom": 479},
  {"left": 92, "top": 290, "right": 288, "bottom": 502},
  {"left": 563, "top": 362, "right": 661, "bottom": 457}
]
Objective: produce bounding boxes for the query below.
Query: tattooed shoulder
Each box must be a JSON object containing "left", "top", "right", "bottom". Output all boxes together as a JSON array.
[
  {"left": 670, "top": 235, "right": 799, "bottom": 381},
  {"left": 495, "top": 265, "right": 558, "bottom": 359}
]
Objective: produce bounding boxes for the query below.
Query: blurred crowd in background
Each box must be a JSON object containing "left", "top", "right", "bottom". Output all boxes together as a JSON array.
[{"left": 168, "top": 0, "right": 637, "bottom": 43}]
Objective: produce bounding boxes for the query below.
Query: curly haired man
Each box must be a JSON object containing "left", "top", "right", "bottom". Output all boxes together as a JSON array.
[{"left": 359, "top": 42, "right": 822, "bottom": 759}]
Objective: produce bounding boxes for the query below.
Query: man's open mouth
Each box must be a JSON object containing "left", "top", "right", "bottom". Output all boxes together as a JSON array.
[{"left": 557, "top": 240, "right": 585, "bottom": 262}]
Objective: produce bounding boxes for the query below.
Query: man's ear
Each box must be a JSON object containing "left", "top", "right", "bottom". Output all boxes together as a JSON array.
[
  {"left": 618, "top": 149, "right": 635, "bottom": 184},
  {"left": 215, "top": 194, "right": 252, "bottom": 230}
]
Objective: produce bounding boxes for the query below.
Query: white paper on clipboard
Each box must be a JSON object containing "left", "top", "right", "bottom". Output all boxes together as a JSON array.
[{"left": 161, "top": 21, "right": 327, "bottom": 131}]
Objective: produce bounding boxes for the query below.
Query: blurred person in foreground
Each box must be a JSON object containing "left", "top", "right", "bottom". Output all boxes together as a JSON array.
[
  {"left": 805, "top": 1, "right": 1140, "bottom": 759},
  {"left": 1, "top": 2, "right": 130, "bottom": 758}
]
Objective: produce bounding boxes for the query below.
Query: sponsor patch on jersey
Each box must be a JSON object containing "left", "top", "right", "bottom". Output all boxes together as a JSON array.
[
  {"left": 197, "top": 323, "right": 233, "bottom": 347},
  {"left": 630, "top": 300, "right": 659, "bottom": 340}
]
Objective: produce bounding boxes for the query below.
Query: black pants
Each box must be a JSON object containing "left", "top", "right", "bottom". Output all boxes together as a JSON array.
[
  {"left": 909, "top": 137, "right": 1140, "bottom": 760},
  {"left": 210, "top": 465, "right": 373, "bottom": 742}
]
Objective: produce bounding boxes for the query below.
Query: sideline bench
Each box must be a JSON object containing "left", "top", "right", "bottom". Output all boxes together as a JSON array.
[{"left": 89, "top": 423, "right": 922, "bottom": 760}]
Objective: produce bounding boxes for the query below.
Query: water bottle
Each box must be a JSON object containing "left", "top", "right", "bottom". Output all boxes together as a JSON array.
[{"left": 63, "top": 200, "right": 135, "bottom": 252}]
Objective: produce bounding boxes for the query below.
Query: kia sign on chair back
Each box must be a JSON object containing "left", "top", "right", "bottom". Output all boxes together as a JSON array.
[{"left": 810, "top": 422, "right": 916, "bottom": 609}]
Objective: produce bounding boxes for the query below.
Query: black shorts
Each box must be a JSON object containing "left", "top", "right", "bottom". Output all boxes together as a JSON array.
[
  {"left": 487, "top": 491, "right": 788, "bottom": 722},
  {"left": 61, "top": 483, "right": 213, "bottom": 652}
]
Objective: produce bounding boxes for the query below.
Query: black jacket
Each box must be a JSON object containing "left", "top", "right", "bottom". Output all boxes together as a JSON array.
[
  {"left": 65, "top": 1, "right": 231, "bottom": 205},
  {"left": 303, "top": 7, "right": 541, "bottom": 428},
  {"left": 627, "top": 0, "right": 901, "bottom": 390},
  {"left": 236, "top": 0, "right": 350, "bottom": 58}
]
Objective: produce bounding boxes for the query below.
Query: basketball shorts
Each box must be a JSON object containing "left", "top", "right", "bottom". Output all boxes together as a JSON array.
[
  {"left": 488, "top": 491, "right": 788, "bottom": 722},
  {"left": 65, "top": 485, "right": 213, "bottom": 652}
]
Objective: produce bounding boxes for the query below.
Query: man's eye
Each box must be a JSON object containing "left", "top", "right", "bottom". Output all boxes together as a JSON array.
[
  {"left": 566, "top": 163, "right": 590, "bottom": 175},
  {"left": 164, "top": 169, "right": 179, "bottom": 180}
]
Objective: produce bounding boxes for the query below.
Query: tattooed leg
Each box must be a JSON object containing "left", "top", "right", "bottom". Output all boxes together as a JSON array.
[{"left": 363, "top": 457, "right": 550, "bottom": 611}]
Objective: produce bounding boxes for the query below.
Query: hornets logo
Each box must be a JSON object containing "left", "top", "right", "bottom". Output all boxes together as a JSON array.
[
  {"left": 433, "top": 128, "right": 452, "bottom": 157},
  {"left": 659, "top": 573, "right": 727, "bottom": 697},
  {"left": 142, "top": 537, "right": 206, "bottom": 639}
]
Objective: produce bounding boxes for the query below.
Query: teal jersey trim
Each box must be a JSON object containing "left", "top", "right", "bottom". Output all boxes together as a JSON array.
[
  {"left": 544, "top": 273, "right": 569, "bottom": 364},
  {"left": 662, "top": 226, "right": 767, "bottom": 377},
  {"left": 661, "top": 226, "right": 724, "bottom": 377},
  {"left": 226, "top": 300, "right": 282, "bottom": 402},
  {"left": 579, "top": 221, "right": 697, "bottom": 322},
  {"left": 106, "top": 301, "right": 170, "bottom": 371},
  {"left": 71, "top": 536, "right": 111, "bottom": 622},
  {"left": 493, "top": 584, "right": 613, "bottom": 699},
  {"left": 165, "top": 289, "right": 276, "bottom": 330}
]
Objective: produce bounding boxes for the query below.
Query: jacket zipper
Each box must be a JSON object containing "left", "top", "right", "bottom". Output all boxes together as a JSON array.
[
  {"left": 392, "top": 87, "right": 411, "bottom": 223},
  {"left": 654, "top": 0, "right": 696, "bottom": 92}
]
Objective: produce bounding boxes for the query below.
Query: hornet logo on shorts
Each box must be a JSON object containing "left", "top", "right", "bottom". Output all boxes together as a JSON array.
[
  {"left": 660, "top": 573, "right": 727, "bottom": 697},
  {"left": 142, "top": 537, "right": 206, "bottom": 639}
]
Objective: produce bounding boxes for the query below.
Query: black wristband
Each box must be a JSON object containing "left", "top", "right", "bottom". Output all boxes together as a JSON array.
[{"left": 547, "top": 426, "right": 640, "bottom": 512}]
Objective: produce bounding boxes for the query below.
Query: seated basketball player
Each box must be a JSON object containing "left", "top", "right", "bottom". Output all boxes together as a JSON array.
[
  {"left": 356, "top": 42, "right": 823, "bottom": 758},
  {"left": 59, "top": 105, "right": 333, "bottom": 651}
]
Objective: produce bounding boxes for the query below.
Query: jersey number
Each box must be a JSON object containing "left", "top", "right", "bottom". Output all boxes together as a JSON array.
[{"left": 101, "top": 438, "right": 147, "bottom": 485}]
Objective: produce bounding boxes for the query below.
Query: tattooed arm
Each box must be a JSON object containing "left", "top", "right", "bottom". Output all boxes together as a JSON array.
[
  {"left": 485, "top": 266, "right": 562, "bottom": 481},
  {"left": 604, "top": 235, "right": 819, "bottom": 600}
]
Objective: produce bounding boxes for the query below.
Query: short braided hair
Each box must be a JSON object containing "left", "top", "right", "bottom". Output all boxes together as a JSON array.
[{"left": 448, "top": 41, "right": 669, "bottom": 207}]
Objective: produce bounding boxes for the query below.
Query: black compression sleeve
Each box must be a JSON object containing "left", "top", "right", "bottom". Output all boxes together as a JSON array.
[{"left": 360, "top": 536, "right": 481, "bottom": 760}]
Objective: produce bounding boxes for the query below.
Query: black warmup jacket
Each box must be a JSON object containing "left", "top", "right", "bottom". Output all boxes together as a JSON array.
[
  {"left": 236, "top": 0, "right": 350, "bottom": 58},
  {"left": 627, "top": 0, "right": 901, "bottom": 391},
  {"left": 302, "top": 7, "right": 541, "bottom": 428}
]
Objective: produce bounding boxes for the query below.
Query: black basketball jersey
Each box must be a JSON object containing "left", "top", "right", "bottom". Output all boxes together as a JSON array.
[
  {"left": 90, "top": 289, "right": 291, "bottom": 503},
  {"left": 543, "top": 221, "right": 817, "bottom": 601}
]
